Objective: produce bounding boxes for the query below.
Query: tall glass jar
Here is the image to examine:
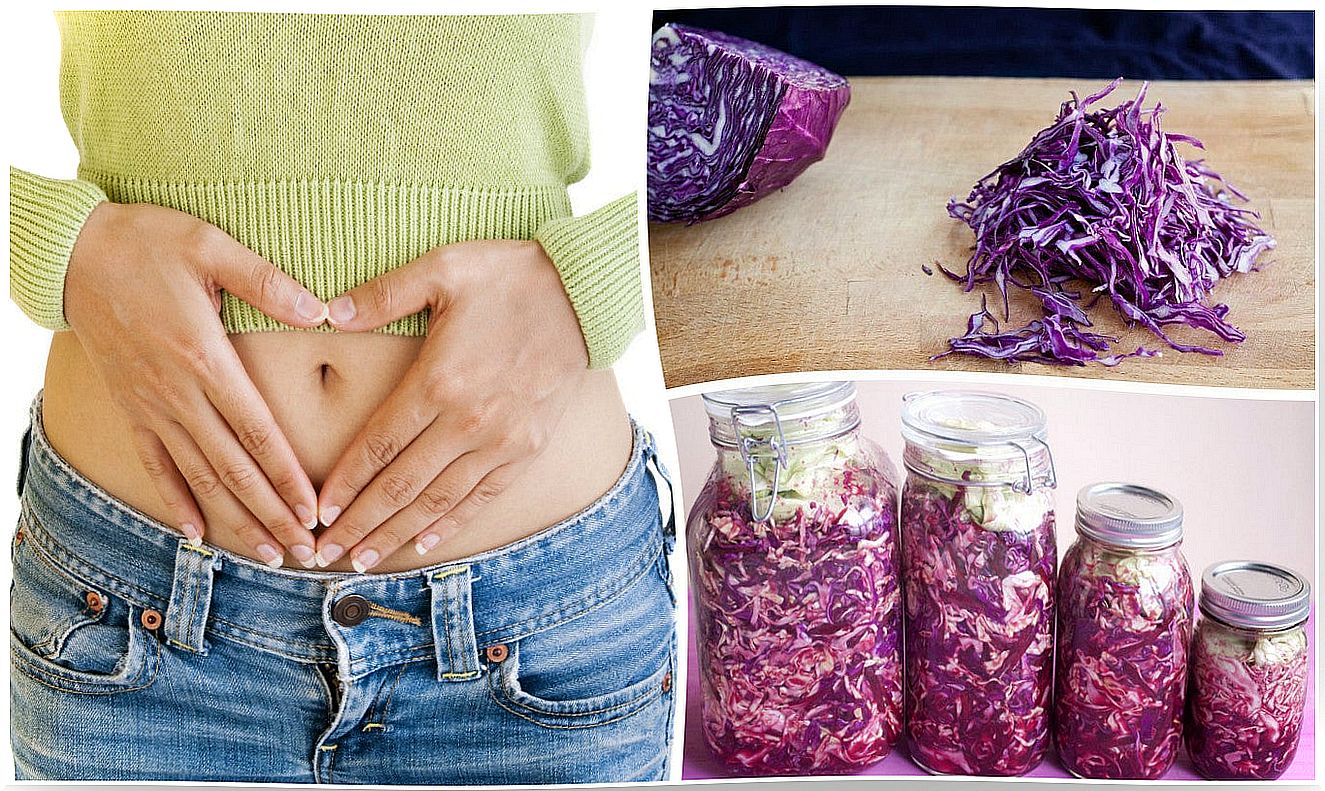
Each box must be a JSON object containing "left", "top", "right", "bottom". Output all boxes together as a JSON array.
[
  {"left": 1186, "top": 561, "right": 1311, "bottom": 780},
  {"left": 898, "top": 390, "right": 1057, "bottom": 776},
  {"left": 688, "top": 382, "right": 903, "bottom": 776},
  {"left": 1054, "top": 483, "right": 1193, "bottom": 779}
]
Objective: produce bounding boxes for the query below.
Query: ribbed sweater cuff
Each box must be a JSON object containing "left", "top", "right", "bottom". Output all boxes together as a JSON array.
[
  {"left": 9, "top": 167, "right": 107, "bottom": 330},
  {"left": 535, "top": 193, "right": 642, "bottom": 369}
]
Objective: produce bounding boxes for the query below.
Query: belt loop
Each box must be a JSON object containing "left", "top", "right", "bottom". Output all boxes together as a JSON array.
[
  {"left": 165, "top": 539, "right": 221, "bottom": 654},
  {"left": 642, "top": 430, "right": 677, "bottom": 553},
  {"left": 16, "top": 423, "right": 32, "bottom": 498},
  {"left": 427, "top": 564, "right": 481, "bottom": 682}
]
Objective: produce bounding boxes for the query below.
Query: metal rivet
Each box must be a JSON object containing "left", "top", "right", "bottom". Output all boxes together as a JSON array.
[
  {"left": 485, "top": 644, "right": 509, "bottom": 663},
  {"left": 661, "top": 671, "right": 673, "bottom": 693},
  {"left": 140, "top": 609, "right": 163, "bottom": 630},
  {"left": 331, "top": 594, "right": 371, "bottom": 627},
  {"left": 85, "top": 591, "right": 104, "bottom": 613},
  {"left": 14, "top": 530, "right": 23, "bottom": 545}
]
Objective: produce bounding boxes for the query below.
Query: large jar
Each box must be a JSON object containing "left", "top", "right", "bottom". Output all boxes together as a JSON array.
[
  {"left": 898, "top": 390, "right": 1057, "bottom": 776},
  {"left": 1054, "top": 483, "right": 1193, "bottom": 779},
  {"left": 688, "top": 382, "right": 903, "bottom": 776},
  {"left": 1186, "top": 561, "right": 1311, "bottom": 780}
]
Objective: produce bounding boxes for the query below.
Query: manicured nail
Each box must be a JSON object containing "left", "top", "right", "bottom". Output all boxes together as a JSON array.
[
  {"left": 290, "top": 544, "right": 316, "bottom": 568},
  {"left": 295, "top": 503, "right": 317, "bottom": 530},
  {"left": 257, "top": 543, "right": 283, "bottom": 568},
  {"left": 181, "top": 523, "right": 202, "bottom": 546},
  {"left": 295, "top": 291, "right": 329, "bottom": 323},
  {"left": 351, "top": 549, "right": 380, "bottom": 574},
  {"left": 415, "top": 534, "right": 440, "bottom": 555},
  {"left": 327, "top": 296, "right": 356, "bottom": 325},
  {"left": 320, "top": 505, "right": 341, "bottom": 527},
  {"left": 315, "top": 543, "right": 343, "bottom": 568}
]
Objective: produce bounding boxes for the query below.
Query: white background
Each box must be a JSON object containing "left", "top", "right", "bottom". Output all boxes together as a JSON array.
[
  {"left": 3, "top": 1, "right": 1322, "bottom": 790},
  {"left": 1, "top": 0, "right": 680, "bottom": 784}
]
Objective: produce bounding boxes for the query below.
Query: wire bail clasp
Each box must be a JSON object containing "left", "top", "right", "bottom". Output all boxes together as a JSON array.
[
  {"left": 731, "top": 404, "right": 788, "bottom": 522},
  {"left": 1009, "top": 436, "right": 1057, "bottom": 493}
]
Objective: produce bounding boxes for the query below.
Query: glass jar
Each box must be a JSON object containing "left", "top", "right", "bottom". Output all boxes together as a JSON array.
[
  {"left": 1054, "top": 483, "right": 1193, "bottom": 779},
  {"left": 688, "top": 382, "right": 903, "bottom": 776},
  {"left": 1186, "top": 561, "right": 1311, "bottom": 780},
  {"left": 898, "top": 390, "right": 1057, "bottom": 776}
]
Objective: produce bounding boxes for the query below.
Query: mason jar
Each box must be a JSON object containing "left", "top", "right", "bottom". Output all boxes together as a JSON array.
[
  {"left": 898, "top": 390, "right": 1057, "bottom": 776},
  {"left": 1054, "top": 483, "right": 1193, "bottom": 779},
  {"left": 1186, "top": 561, "right": 1311, "bottom": 780},
  {"left": 688, "top": 382, "right": 903, "bottom": 776}
]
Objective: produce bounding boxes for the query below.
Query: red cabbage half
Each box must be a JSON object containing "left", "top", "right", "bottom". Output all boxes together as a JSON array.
[
  {"left": 647, "top": 24, "right": 850, "bottom": 223},
  {"left": 940, "top": 79, "right": 1275, "bottom": 366},
  {"left": 1054, "top": 539, "right": 1193, "bottom": 779}
]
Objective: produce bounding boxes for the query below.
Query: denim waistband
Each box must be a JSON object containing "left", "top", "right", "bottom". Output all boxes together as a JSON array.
[{"left": 16, "top": 396, "right": 674, "bottom": 681}]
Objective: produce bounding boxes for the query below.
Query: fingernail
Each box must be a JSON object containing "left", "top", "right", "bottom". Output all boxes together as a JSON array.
[
  {"left": 290, "top": 544, "right": 316, "bottom": 567},
  {"left": 415, "top": 534, "right": 440, "bottom": 555},
  {"left": 320, "top": 505, "right": 341, "bottom": 527},
  {"left": 295, "top": 291, "right": 329, "bottom": 323},
  {"left": 295, "top": 503, "right": 317, "bottom": 530},
  {"left": 328, "top": 296, "right": 356, "bottom": 325},
  {"left": 351, "top": 549, "right": 379, "bottom": 574},
  {"left": 181, "top": 522, "right": 202, "bottom": 546},
  {"left": 315, "top": 543, "right": 343, "bottom": 568},
  {"left": 257, "top": 543, "right": 283, "bottom": 568}
]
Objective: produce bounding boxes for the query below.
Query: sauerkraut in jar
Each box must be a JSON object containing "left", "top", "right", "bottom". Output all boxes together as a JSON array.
[
  {"left": 1055, "top": 483, "right": 1193, "bottom": 779},
  {"left": 898, "top": 390, "right": 1057, "bottom": 776},
  {"left": 688, "top": 382, "right": 902, "bottom": 776},
  {"left": 1187, "top": 561, "right": 1311, "bottom": 781}
]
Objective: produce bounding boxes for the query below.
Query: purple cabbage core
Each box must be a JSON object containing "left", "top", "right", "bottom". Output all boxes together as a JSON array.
[
  {"left": 939, "top": 79, "right": 1275, "bottom": 366},
  {"left": 647, "top": 24, "right": 850, "bottom": 223},
  {"left": 690, "top": 455, "right": 902, "bottom": 775},
  {"left": 1054, "top": 538, "right": 1194, "bottom": 779},
  {"left": 900, "top": 479, "right": 1056, "bottom": 776}
]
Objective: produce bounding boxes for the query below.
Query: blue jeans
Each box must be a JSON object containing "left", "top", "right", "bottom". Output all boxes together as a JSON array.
[{"left": 11, "top": 399, "right": 676, "bottom": 783}]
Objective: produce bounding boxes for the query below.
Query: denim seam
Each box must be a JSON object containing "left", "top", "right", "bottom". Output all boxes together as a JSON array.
[
  {"left": 493, "top": 654, "right": 667, "bottom": 718},
  {"left": 486, "top": 683, "right": 663, "bottom": 730},
  {"left": 10, "top": 622, "right": 161, "bottom": 696},
  {"left": 16, "top": 522, "right": 110, "bottom": 657}
]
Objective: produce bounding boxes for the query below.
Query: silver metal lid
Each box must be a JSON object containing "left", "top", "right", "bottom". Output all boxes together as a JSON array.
[
  {"left": 1199, "top": 561, "right": 1311, "bottom": 631},
  {"left": 1075, "top": 482, "right": 1183, "bottom": 550},
  {"left": 900, "top": 390, "right": 1046, "bottom": 448}
]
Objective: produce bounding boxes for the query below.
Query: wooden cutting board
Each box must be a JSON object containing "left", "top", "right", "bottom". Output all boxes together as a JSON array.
[{"left": 648, "top": 76, "right": 1315, "bottom": 390}]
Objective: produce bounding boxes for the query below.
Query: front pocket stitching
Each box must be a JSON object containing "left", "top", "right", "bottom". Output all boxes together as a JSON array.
[
  {"left": 494, "top": 669, "right": 665, "bottom": 719},
  {"left": 10, "top": 626, "right": 160, "bottom": 696},
  {"left": 487, "top": 683, "right": 663, "bottom": 730},
  {"left": 14, "top": 531, "right": 109, "bottom": 657}
]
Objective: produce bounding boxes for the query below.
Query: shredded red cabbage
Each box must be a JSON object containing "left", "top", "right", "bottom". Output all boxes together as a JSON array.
[
  {"left": 1054, "top": 539, "right": 1193, "bottom": 779},
  {"left": 940, "top": 79, "right": 1275, "bottom": 366},
  {"left": 1186, "top": 620, "right": 1309, "bottom": 780},
  {"left": 647, "top": 24, "right": 850, "bottom": 223},
  {"left": 691, "top": 458, "right": 902, "bottom": 775},
  {"left": 900, "top": 480, "right": 1056, "bottom": 775}
]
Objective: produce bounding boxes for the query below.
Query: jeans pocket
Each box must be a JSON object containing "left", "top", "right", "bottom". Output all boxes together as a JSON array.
[
  {"left": 487, "top": 641, "right": 674, "bottom": 729},
  {"left": 9, "top": 510, "right": 160, "bottom": 695},
  {"left": 485, "top": 555, "right": 676, "bottom": 730}
]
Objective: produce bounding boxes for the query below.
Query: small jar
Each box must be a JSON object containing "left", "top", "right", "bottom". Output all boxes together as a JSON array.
[
  {"left": 688, "top": 382, "right": 903, "bottom": 776},
  {"left": 1186, "top": 561, "right": 1311, "bottom": 780},
  {"left": 1054, "top": 483, "right": 1193, "bottom": 779},
  {"left": 899, "top": 390, "right": 1057, "bottom": 776}
]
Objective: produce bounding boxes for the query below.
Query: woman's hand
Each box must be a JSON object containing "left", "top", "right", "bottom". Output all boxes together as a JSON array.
[
  {"left": 64, "top": 202, "right": 328, "bottom": 568},
  {"left": 313, "top": 240, "right": 588, "bottom": 571}
]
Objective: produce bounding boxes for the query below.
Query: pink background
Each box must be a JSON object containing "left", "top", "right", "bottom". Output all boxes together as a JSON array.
[{"left": 670, "top": 379, "right": 1315, "bottom": 781}]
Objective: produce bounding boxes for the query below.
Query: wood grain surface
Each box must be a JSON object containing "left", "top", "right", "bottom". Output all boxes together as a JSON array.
[{"left": 649, "top": 77, "right": 1315, "bottom": 390}]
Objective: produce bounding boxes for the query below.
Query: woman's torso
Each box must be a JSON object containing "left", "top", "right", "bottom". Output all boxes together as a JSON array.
[{"left": 42, "top": 332, "right": 633, "bottom": 572}]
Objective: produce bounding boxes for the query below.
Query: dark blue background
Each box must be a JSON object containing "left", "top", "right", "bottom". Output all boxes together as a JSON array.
[{"left": 651, "top": 7, "right": 1314, "bottom": 80}]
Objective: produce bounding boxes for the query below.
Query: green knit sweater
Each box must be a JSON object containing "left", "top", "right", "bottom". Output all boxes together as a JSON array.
[{"left": 9, "top": 11, "right": 641, "bottom": 368}]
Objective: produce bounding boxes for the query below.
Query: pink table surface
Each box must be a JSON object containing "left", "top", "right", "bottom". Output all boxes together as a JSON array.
[{"left": 681, "top": 605, "right": 1315, "bottom": 781}]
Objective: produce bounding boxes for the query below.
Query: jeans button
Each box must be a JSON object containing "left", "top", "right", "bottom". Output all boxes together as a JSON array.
[{"left": 332, "top": 594, "right": 370, "bottom": 626}]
